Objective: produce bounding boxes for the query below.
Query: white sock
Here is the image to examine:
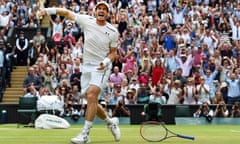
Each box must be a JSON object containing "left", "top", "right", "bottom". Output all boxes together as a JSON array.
[
  {"left": 104, "top": 116, "right": 112, "bottom": 124},
  {"left": 82, "top": 120, "right": 93, "bottom": 134}
]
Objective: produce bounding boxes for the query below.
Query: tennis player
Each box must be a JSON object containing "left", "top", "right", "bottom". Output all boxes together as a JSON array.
[{"left": 41, "top": 1, "right": 120, "bottom": 144}]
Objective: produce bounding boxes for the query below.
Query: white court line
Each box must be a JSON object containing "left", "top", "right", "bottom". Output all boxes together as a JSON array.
[{"left": 230, "top": 130, "right": 240, "bottom": 133}]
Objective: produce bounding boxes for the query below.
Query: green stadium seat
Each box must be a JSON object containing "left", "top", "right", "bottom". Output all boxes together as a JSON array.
[{"left": 17, "top": 97, "right": 38, "bottom": 128}]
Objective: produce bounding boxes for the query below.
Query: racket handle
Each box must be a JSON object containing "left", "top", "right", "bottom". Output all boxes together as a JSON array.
[{"left": 177, "top": 134, "right": 195, "bottom": 140}]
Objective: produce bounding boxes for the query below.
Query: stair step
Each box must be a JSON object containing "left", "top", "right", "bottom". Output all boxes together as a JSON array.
[
  {"left": 5, "top": 87, "right": 23, "bottom": 91},
  {"left": 0, "top": 101, "right": 18, "bottom": 104}
]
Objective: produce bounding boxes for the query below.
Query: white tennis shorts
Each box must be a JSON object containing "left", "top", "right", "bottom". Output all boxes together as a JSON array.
[{"left": 81, "top": 64, "right": 111, "bottom": 95}]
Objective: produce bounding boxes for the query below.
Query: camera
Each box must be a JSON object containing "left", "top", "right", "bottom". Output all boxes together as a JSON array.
[{"left": 206, "top": 115, "right": 213, "bottom": 122}]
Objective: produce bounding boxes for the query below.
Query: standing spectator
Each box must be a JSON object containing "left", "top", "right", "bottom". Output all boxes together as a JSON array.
[
  {"left": 161, "top": 29, "right": 176, "bottom": 52},
  {"left": 225, "top": 72, "right": 240, "bottom": 105},
  {"left": 183, "top": 77, "right": 197, "bottom": 104},
  {"left": 32, "top": 29, "right": 46, "bottom": 49},
  {"left": 15, "top": 31, "right": 28, "bottom": 66},
  {"left": 50, "top": 16, "right": 64, "bottom": 37},
  {"left": 27, "top": 40, "right": 38, "bottom": 66},
  {"left": 165, "top": 50, "right": 179, "bottom": 73},
  {"left": 0, "top": 10, "right": 11, "bottom": 29},
  {"left": 41, "top": 66, "right": 56, "bottom": 93},
  {"left": 109, "top": 66, "right": 125, "bottom": 88},
  {"left": 112, "top": 47, "right": 123, "bottom": 73},
  {"left": 175, "top": 49, "right": 193, "bottom": 77},
  {"left": 196, "top": 76, "right": 211, "bottom": 104},
  {"left": 173, "top": 68, "right": 186, "bottom": 88},
  {"left": 151, "top": 59, "right": 164, "bottom": 87},
  {"left": 122, "top": 46, "right": 136, "bottom": 74},
  {"left": 167, "top": 79, "right": 183, "bottom": 104},
  {"left": 169, "top": 3, "right": 187, "bottom": 28}
]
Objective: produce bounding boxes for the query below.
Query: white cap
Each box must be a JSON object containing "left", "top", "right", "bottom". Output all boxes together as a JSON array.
[{"left": 95, "top": 1, "right": 109, "bottom": 12}]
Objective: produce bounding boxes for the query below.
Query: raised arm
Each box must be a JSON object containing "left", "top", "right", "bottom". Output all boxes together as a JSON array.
[{"left": 41, "top": 8, "right": 76, "bottom": 21}]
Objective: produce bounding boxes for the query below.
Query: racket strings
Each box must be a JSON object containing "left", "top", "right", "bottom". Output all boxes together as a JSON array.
[{"left": 141, "top": 124, "right": 166, "bottom": 141}]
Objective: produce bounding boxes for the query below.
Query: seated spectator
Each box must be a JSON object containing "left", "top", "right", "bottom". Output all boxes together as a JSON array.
[
  {"left": 136, "top": 82, "right": 151, "bottom": 104},
  {"left": 22, "top": 67, "right": 42, "bottom": 95},
  {"left": 70, "top": 67, "right": 81, "bottom": 92},
  {"left": 193, "top": 102, "right": 214, "bottom": 122},
  {"left": 230, "top": 101, "right": 240, "bottom": 117},
  {"left": 23, "top": 83, "right": 40, "bottom": 99},
  {"left": 125, "top": 89, "right": 136, "bottom": 104},
  {"left": 148, "top": 87, "right": 166, "bottom": 104},
  {"left": 213, "top": 102, "right": 229, "bottom": 117},
  {"left": 109, "top": 83, "right": 125, "bottom": 105}
]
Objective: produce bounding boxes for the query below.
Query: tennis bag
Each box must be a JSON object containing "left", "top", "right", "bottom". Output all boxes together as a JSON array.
[{"left": 35, "top": 114, "right": 70, "bottom": 129}]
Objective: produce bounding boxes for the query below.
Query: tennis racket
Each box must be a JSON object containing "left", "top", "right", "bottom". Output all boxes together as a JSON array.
[{"left": 140, "top": 121, "right": 195, "bottom": 142}]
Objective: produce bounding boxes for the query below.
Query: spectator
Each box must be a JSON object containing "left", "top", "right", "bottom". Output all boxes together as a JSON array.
[
  {"left": 27, "top": 40, "right": 38, "bottom": 66},
  {"left": 70, "top": 67, "right": 81, "bottom": 92},
  {"left": 219, "top": 82, "right": 228, "bottom": 104},
  {"left": 183, "top": 77, "right": 197, "bottom": 104},
  {"left": 225, "top": 72, "right": 240, "bottom": 105},
  {"left": 149, "top": 87, "right": 166, "bottom": 104},
  {"left": 22, "top": 67, "right": 42, "bottom": 95},
  {"left": 167, "top": 79, "right": 183, "bottom": 104},
  {"left": 151, "top": 59, "right": 164, "bottom": 87},
  {"left": 136, "top": 82, "right": 151, "bottom": 104},
  {"left": 212, "top": 91, "right": 225, "bottom": 104},
  {"left": 15, "top": 31, "right": 28, "bottom": 66},
  {"left": 230, "top": 101, "right": 240, "bottom": 117},
  {"left": 125, "top": 89, "right": 136, "bottom": 104},
  {"left": 109, "top": 66, "right": 125, "bottom": 88},
  {"left": 196, "top": 76, "right": 211, "bottom": 104},
  {"left": 32, "top": 29, "right": 46, "bottom": 49},
  {"left": 173, "top": 68, "right": 186, "bottom": 88},
  {"left": 41, "top": 66, "right": 56, "bottom": 93},
  {"left": 50, "top": 16, "right": 64, "bottom": 37},
  {"left": 213, "top": 101, "right": 229, "bottom": 117},
  {"left": 193, "top": 102, "right": 214, "bottom": 123},
  {"left": 112, "top": 99, "right": 131, "bottom": 117},
  {"left": 109, "top": 83, "right": 125, "bottom": 105},
  {"left": 23, "top": 83, "right": 40, "bottom": 98},
  {"left": 122, "top": 46, "right": 136, "bottom": 74},
  {"left": 161, "top": 29, "right": 176, "bottom": 52},
  {"left": 0, "top": 10, "right": 12, "bottom": 29},
  {"left": 165, "top": 50, "right": 179, "bottom": 73}
]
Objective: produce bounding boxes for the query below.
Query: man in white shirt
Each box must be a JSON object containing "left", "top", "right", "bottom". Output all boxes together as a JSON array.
[{"left": 41, "top": 1, "right": 120, "bottom": 144}]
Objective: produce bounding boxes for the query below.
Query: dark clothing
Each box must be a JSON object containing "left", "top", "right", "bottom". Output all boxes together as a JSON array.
[
  {"left": 23, "top": 75, "right": 42, "bottom": 91},
  {"left": 70, "top": 72, "right": 82, "bottom": 92},
  {"left": 16, "top": 36, "right": 28, "bottom": 66}
]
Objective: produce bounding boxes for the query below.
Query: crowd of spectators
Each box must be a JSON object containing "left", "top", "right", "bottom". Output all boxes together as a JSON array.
[{"left": 0, "top": 0, "right": 240, "bottom": 119}]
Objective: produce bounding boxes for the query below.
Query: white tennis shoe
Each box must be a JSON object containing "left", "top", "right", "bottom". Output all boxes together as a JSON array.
[
  {"left": 107, "top": 117, "right": 121, "bottom": 141},
  {"left": 71, "top": 132, "right": 91, "bottom": 144}
]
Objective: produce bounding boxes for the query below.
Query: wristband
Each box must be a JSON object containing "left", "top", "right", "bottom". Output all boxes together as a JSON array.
[
  {"left": 45, "top": 8, "right": 57, "bottom": 15},
  {"left": 102, "top": 57, "right": 111, "bottom": 66}
]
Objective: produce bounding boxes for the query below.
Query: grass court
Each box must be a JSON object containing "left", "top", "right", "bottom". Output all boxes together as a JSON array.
[{"left": 0, "top": 124, "right": 239, "bottom": 144}]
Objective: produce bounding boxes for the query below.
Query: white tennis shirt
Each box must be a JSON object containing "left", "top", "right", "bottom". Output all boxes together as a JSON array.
[{"left": 74, "top": 14, "right": 118, "bottom": 66}]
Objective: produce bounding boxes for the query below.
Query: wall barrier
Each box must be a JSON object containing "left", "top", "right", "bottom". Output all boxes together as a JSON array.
[{"left": 0, "top": 104, "right": 239, "bottom": 125}]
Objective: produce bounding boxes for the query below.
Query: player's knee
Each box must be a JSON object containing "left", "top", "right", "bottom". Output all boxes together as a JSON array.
[{"left": 86, "top": 93, "right": 98, "bottom": 103}]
